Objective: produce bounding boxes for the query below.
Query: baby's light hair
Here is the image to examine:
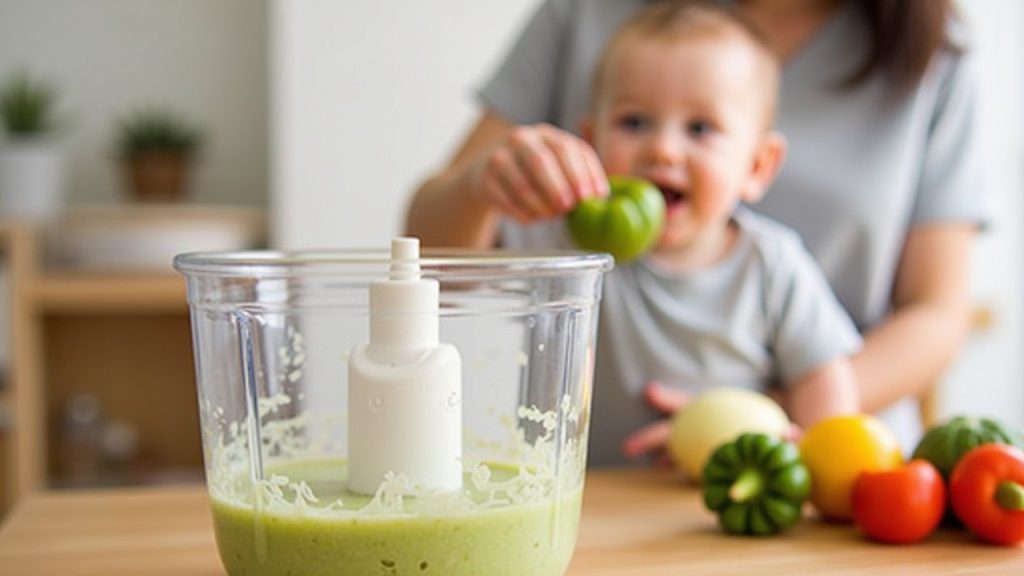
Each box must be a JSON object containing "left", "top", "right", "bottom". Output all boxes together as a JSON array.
[{"left": 591, "top": 0, "right": 781, "bottom": 128}]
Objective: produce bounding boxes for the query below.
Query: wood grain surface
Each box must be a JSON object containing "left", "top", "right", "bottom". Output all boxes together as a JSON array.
[{"left": 1, "top": 468, "right": 1022, "bottom": 575}]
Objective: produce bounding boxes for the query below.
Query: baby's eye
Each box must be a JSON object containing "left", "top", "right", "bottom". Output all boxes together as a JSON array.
[
  {"left": 686, "top": 119, "right": 713, "bottom": 137},
  {"left": 616, "top": 113, "right": 649, "bottom": 132}
]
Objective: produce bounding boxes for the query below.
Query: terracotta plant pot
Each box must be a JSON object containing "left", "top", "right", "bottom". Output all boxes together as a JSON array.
[{"left": 124, "top": 153, "right": 191, "bottom": 202}]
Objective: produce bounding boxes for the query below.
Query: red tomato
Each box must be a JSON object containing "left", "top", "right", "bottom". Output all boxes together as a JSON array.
[
  {"left": 851, "top": 459, "right": 946, "bottom": 544},
  {"left": 950, "top": 443, "right": 1024, "bottom": 546}
]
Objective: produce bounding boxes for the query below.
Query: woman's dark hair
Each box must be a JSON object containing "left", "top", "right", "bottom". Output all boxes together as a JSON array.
[
  {"left": 846, "top": 0, "right": 960, "bottom": 89},
  {"left": 656, "top": 0, "right": 961, "bottom": 89}
]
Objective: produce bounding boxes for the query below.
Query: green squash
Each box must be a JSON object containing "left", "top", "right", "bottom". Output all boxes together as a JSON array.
[{"left": 912, "top": 416, "right": 1024, "bottom": 479}]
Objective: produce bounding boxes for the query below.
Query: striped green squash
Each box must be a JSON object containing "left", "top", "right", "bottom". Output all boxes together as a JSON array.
[{"left": 912, "top": 416, "right": 1024, "bottom": 479}]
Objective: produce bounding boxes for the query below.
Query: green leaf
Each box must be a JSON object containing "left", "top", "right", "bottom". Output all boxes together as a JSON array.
[
  {"left": 0, "top": 70, "right": 56, "bottom": 136},
  {"left": 117, "top": 106, "right": 203, "bottom": 157}
]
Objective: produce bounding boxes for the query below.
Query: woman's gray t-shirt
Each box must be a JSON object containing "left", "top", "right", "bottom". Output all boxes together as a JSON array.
[{"left": 479, "top": 0, "right": 987, "bottom": 449}]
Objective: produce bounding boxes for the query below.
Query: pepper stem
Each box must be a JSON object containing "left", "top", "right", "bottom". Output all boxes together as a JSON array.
[
  {"left": 728, "top": 469, "right": 763, "bottom": 503},
  {"left": 995, "top": 481, "right": 1024, "bottom": 511}
]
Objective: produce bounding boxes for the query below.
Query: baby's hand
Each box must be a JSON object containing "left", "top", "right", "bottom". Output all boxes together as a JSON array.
[
  {"left": 472, "top": 124, "right": 607, "bottom": 223},
  {"left": 784, "top": 422, "right": 804, "bottom": 443},
  {"left": 621, "top": 381, "right": 692, "bottom": 466}
]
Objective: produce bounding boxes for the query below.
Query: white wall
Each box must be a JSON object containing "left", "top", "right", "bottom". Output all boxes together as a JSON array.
[
  {"left": 0, "top": 0, "right": 268, "bottom": 206},
  {"left": 939, "top": 0, "right": 1024, "bottom": 427},
  {"left": 271, "top": 0, "right": 541, "bottom": 248}
]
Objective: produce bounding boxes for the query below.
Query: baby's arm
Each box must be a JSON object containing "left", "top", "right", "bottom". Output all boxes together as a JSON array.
[{"left": 783, "top": 357, "right": 860, "bottom": 429}]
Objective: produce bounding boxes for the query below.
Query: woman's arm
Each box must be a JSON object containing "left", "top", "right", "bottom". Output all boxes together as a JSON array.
[
  {"left": 852, "top": 223, "right": 976, "bottom": 413},
  {"left": 405, "top": 111, "right": 606, "bottom": 248},
  {"left": 406, "top": 113, "right": 511, "bottom": 248}
]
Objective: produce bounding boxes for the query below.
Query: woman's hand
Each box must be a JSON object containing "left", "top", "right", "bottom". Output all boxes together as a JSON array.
[
  {"left": 408, "top": 113, "right": 607, "bottom": 248},
  {"left": 470, "top": 123, "right": 607, "bottom": 223},
  {"left": 621, "top": 382, "right": 692, "bottom": 466}
]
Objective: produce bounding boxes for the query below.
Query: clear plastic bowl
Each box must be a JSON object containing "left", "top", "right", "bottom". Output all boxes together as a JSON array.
[{"left": 175, "top": 246, "right": 611, "bottom": 576}]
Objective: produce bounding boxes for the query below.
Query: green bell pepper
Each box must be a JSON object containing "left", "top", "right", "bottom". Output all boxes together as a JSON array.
[
  {"left": 702, "top": 432, "right": 811, "bottom": 536},
  {"left": 566, "top": 175, "right": 665, "bottom": 262}
]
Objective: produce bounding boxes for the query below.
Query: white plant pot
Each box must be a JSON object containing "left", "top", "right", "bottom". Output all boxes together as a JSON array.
[{"left": 0, "top": 139, "right": 65, "bottom": 223}]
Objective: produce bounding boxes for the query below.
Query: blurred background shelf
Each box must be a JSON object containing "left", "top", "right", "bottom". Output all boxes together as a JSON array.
[
  {"left": 32, "top": 273, "right": 186, "bottom": 313},
  {"left": 0, "top": 214, "right": 261, "bottom": 515}
]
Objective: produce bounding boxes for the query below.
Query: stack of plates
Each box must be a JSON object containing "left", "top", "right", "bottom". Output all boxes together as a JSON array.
[{"left": 47, "top": 204, "right": 266, "bottom": 271}]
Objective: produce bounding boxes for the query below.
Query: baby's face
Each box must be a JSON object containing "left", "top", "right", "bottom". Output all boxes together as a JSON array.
[{"left": 590, "top": 32, "right": 772, "bottom": 255}]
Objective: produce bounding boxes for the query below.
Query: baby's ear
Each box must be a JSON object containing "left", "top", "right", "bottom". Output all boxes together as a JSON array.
[{"left": 742, "top": 131, "right": 787, "bottom": 204}]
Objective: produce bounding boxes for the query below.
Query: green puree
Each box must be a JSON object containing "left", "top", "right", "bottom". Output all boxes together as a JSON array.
[{"left": 211, "top": 460, "right": 582, "bottom": 576}]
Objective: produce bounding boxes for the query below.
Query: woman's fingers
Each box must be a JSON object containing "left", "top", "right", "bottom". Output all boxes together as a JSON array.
[
  {"left": 509, "top": 126, "right": 572, "bottom": 214},
  {"left": 475, "top": 124, "right": 602, "bottom": 222},
  {"left": 539, "top": 125, "right": 605, "bottom": 203},
  {"left": 482, "top": 147, "right": 547, "bottom": 221},
  {"left": 579, "top": 138, "right": 609, "bottom": 200}
]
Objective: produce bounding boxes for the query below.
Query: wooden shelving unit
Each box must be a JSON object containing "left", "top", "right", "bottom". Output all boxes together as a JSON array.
[
  {"left": 0, "top": 377, "right": 10, "bottom": 507},
  {"left": 0, "top": 223, "right": 200, "bottom": 513},
  {"left": 33, "top": 273, "right": 186, "bottom": 313}
]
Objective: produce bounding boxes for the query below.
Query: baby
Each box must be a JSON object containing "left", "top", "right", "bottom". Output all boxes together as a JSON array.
[{"left": 579, "top": 2, "right": 861, "bottom": 467}]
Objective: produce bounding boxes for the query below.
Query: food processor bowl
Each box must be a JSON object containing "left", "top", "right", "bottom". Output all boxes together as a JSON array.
[{"left": 175, "top": 244, "right": 611, "bottom": 576}]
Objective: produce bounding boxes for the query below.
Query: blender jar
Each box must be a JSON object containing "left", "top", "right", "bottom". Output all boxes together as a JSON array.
[{"left": 175, "top": 240, "right": 611, "bottom": 576}]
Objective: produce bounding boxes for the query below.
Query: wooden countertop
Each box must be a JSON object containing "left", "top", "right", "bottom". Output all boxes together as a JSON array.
[{"left": 1, "top": 469, "right": 1022, "bottom": 575}]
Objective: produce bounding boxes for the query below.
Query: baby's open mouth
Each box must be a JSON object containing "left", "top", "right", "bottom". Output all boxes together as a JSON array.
[{"left": 658, "top": 185, "right": 688, "bottom": 207}]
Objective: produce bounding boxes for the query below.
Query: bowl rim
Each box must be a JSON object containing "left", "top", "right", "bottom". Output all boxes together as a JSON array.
[{"left": 173, "top": 247, "right": 614, "bottom": 278}]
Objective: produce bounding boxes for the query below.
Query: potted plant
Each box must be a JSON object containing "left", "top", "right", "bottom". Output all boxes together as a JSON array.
[
  {"left": 0, "top": 70, "right": 64, "bottom": 222},
  {"left": 117, "top": 107, "right": 202, "bottom": 202}
]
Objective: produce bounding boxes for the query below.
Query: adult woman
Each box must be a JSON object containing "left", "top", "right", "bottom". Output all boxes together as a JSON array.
[{"left": 406, "top": 0, "right": 985, "bottom": 457}]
